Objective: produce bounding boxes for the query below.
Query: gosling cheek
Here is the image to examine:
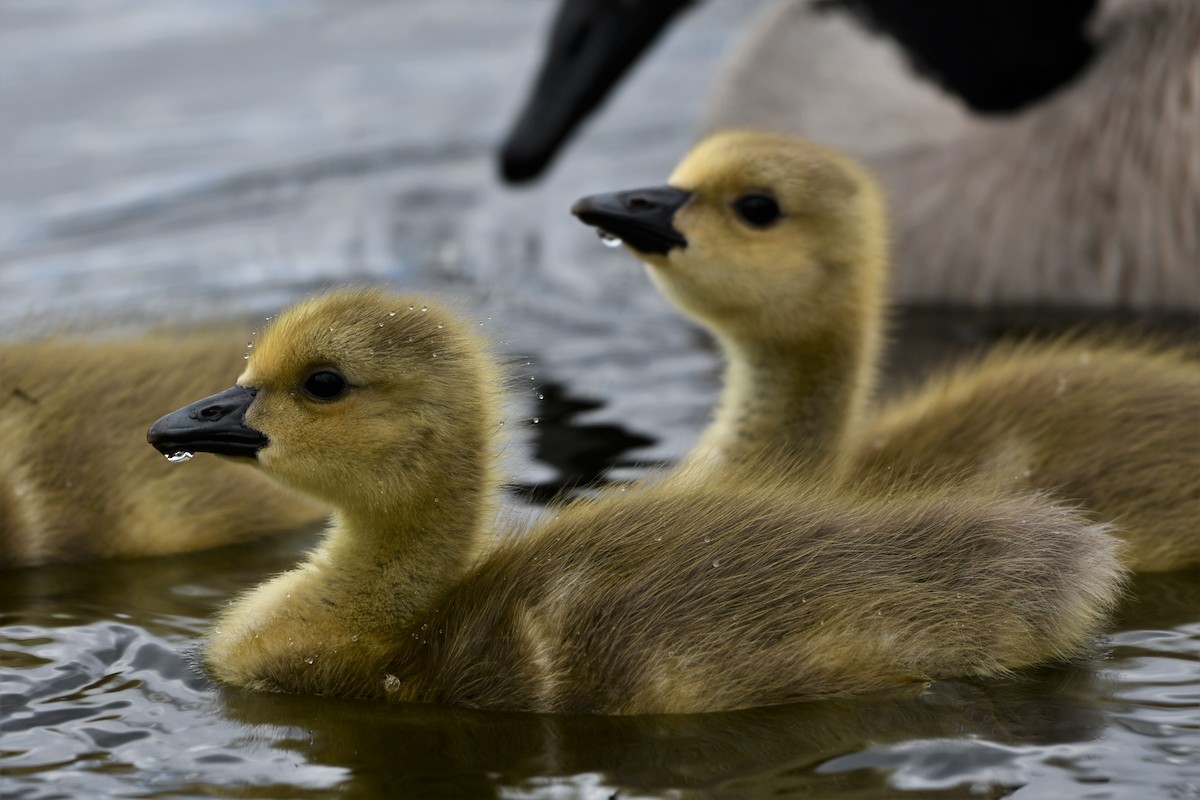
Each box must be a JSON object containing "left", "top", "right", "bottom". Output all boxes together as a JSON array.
[{"left": 252, "top": 442, "right": 292, "bottom": 478}]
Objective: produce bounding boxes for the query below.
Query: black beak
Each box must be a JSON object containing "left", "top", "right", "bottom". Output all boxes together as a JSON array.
[
  {"left": 572, "top": 185, "right": 691, "bottom": 255},
  {"left": 147, "top": 385, "right": 267, "bottom": 460},
  {"left": 499, "top": 0, "right": 694, "bottom": 183}
]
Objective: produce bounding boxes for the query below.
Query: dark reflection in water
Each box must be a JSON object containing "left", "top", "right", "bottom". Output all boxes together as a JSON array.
[
  {"left": 1119, "top": 570, "right": 1200, "bottom": 631},
  {"left": 512, "top": 379, "right": 659, "bottom": 503},
  {"left": 215, "top": 669, "right": 1106, "bottom": 799}
]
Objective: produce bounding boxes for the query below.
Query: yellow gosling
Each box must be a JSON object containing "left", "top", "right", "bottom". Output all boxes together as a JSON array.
[
  {"left": 0, "top": 330, "right": 326, "bottom": 568},
  {"left": 148, "top": 288, "right": 1125, "bottom": 713},
  {"left": 572, "top": 129, "right": 1200, "bottom": 572}
]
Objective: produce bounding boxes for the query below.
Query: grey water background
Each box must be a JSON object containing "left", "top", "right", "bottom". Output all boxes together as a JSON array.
[{"left": 2, "top": 1, "right": 1199, "bottom": 797}]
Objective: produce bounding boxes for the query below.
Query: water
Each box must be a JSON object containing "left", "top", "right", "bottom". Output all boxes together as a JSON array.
[
  {"left": 3, "top": 1, "right": 1200, "bottom": 798},
  {"left": 4, "top": 559, "right": 1200, "bottom": 798},
  {"left": 597, "top": 230, "right": 623, "bottom": 248}
]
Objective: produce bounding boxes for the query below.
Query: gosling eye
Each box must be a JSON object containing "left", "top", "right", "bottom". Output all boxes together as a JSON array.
[
  {"left": 732, "top": 193, "right": 782, "bottom": 228},
  {"left": 302, "top": 370, "right": 348, "bottom": 402}
]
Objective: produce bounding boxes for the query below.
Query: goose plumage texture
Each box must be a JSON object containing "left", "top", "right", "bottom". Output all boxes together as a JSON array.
[
  {"left": 505, "top": 0, "right": 1200, "bottom": 310},
  {"left": 0, "top": 330, "right": 326, "bottom": 568},
  {"left": 148, "top": 288, "right": 1125, "bottom": 713},
  {"left": 572, "top": 130, "right": 1200, "bottom": 573}
]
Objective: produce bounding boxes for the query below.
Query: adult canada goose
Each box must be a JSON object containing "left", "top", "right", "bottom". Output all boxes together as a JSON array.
[
  {"left": 148, "top": 288, "right": 1124, "bottom": 713},
  {"left": 572, "top": 130, "right": 1200, "bottom": 573},
  {"left": 505, "top": 0, "right": 1200, "bottom": 310},
  {"left": 0, "top": 330, "right": 327, "bottom": 568}
]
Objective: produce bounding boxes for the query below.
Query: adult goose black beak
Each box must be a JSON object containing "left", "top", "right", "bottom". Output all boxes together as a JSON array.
[
  {"left": 148, "top": 385, "right": 267, "bottom": 460},
  {"left": 571, "top": 186, "right": 691, "bottom": 255},
  {"left": 499, "top": 0, "right": 694, "bottom": 183},
  {"left": 498, "top": 0, "right": 1099, "bottom": 184}
]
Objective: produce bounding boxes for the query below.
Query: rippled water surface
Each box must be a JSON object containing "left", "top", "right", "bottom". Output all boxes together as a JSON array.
[
  {"left": 2, "top": 2, "right": 1199, "bottom": 798},
  {"left": 5, "top": 557, "right": 1200, "bottom": 798}
]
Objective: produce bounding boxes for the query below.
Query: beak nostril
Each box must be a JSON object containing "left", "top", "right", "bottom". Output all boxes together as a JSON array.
[
  {"left": 628, "top": 196, "right": 655, "bottom": 211},
  {"left": 198, "top": 405, "right": 225, "bottom": 421}
]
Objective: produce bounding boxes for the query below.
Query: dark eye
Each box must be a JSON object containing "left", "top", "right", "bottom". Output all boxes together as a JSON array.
[
  {"left": 732, "top": 193, "right": 782, "bottom": 228},
  {"left": 303, "top": 370, "right": 348, "bottom": 402}
]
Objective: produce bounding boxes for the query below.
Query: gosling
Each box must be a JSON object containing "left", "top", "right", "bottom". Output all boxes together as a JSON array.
[
  {"left": 148, "top": 288, "right": 1124, "bottom": 714},
  {"left": 572, "top": 129, "right": 1200, "bottom": 572},
  {"left": 1, "top": 329, "right": 326, "bottom": 568}
]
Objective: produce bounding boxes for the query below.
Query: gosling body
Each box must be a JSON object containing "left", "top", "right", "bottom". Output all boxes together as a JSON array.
[
  {"left": 572, "top": 131, "right": 1200, "bottom": 572},
  {"left": 1, "top": 330, "right": 326, "bottom": 568},
  {"left": 386, "top": 482, "right": 1120, "bottom": 713},
  {"left": 858, "top": 340, "right": 1200, "bottom": 572},
  {"left": 150, "top": 289, "right": 1125, "bottom": 713}
]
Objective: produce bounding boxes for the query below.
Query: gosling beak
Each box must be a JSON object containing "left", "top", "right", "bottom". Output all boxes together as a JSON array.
[
  {"left": 147, "top": 385, "right": 267, "bottom": 460},
  {"left": 571, "top": 186, "right": 691, "bottom": 255},
  {"left": 499, "top": 0, "right": 694, "bottom": 183}
]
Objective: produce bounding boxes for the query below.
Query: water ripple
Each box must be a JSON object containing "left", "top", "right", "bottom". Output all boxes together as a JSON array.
[{"left": 0, "top": 620, "right": 347, "bottom": 798}]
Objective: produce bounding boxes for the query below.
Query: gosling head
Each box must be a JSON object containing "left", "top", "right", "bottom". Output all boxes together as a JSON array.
[
  {"left": 148, "top": 288, "right": 497, "bottom": 514},
  {"left": 572, "top": 130, "right": 888, "bottom": 346}
]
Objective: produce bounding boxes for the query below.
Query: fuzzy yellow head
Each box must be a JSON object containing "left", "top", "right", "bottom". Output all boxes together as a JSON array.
[
  {"left": 576, "top": 130, "right": 889, "bottom": 347},
  {"left": 150, "top": 288, "right": 499, "bottom": 518},
  {"left": 244, "top": 289, "right": 497, "bottom": 512},
  {"left": 669, "top": 131, "right": 887, "bottom": 340}
]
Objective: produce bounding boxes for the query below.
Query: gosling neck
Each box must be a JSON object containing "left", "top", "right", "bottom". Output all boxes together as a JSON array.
[
  {"left": 319, "top": 445, "right": 498, "bottom": 625},
  {"left": 692, "top": 307, "right": 882, "bottom": 478},
  {"left": 204, "top": 449, "right": 498, "bottom": 699}
]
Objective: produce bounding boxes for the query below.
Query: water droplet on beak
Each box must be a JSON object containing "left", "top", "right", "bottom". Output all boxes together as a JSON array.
[
  {"left": 597, "top": 230, "right": 623, "bottom": 248},
  {"left": 165, "top": 451, "right": 195, "bottom": 463}
]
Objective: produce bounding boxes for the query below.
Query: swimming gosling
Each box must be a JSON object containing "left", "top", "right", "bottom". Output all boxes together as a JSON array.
[
  {"left": 572, "top": 130, "right": 1200, "bottom": 573},
  {"left": 1, "top": 330, "right": 326, "bottom": 568},
  {"left": 148, "top": 288, "right": 1124, "bottom": 713}
]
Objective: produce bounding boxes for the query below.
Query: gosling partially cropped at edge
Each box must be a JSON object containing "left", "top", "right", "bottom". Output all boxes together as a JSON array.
[
  {"left": 1, "top": 330, "right": 326, "bottom": 568},
  {"left": 148, "top": 288, "right": 1124, "bottom": 713},
  {"left": 572, "top": 130, "right": 1200, "bottom": 573}
]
